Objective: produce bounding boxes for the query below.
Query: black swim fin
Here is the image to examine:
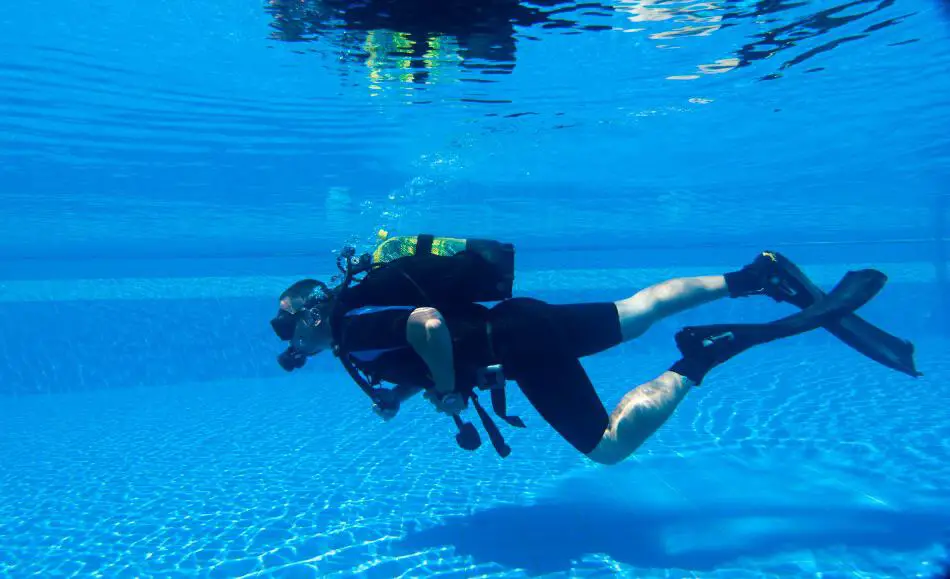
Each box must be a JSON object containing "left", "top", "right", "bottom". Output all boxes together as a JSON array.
[
  {"left": 673, "top": 269, "right": 888, "bottom": 384},
  {"left": 747, "top": 251, "right": 921, "bottom": 378}
]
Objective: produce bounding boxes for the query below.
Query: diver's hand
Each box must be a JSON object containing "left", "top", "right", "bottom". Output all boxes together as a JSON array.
[
  {"left": 424, "top": 390, "right": 466, "bottom": 415},
  {"left": 372, "top": 388, "right": 402, "bottom": 421},
  {"left": 373, "top": 402, "right": 398, "bottom": 421}
]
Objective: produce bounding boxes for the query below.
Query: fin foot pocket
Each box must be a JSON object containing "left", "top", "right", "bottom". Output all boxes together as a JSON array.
[{"left": 673, "top": 269, "right": 887, "bottom": 384}]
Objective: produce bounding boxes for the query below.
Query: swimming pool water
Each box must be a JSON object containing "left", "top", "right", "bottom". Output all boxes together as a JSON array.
[
  {"left": 2, "top": 261, "right": 949, "bottom": 577},
  {"left": 2, "top": 0, "right": 949, "bottom": 576}
]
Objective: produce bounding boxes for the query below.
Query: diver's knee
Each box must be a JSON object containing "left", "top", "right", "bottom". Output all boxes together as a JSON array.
[
  {"left": 585, "top": 447, "right": 626, "bottom": 466},
  {"left": 584, "top": 433, "right": 631, "bottom": 465},
  {"left": 614, "top": 299, "right": 657, "bottom": 342},
  {"left": 409, "top": 306, "right": 441, "bottom": 320},
  {"left": 586, "top": 451, "right": 623, "bottom": 466}
]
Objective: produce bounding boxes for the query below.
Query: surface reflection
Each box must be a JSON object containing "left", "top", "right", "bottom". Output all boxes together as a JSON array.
[
  {"left": 264, "top": 0, "right": 919, "bottom": 91},
  {"left": 266, "top": 0, "right": 596, "bottom": 81}
]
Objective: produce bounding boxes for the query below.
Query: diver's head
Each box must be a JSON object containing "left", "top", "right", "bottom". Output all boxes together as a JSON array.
[{"left": 270, "top": 279, "right": 336, "bottom": 371}]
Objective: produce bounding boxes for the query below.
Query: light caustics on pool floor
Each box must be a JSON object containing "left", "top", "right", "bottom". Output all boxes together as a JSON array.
[{"left": 1, "top": 339, "right": 948, "bottom": 578}]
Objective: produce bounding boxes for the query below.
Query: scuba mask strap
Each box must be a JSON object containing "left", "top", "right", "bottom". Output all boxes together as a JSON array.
[{"left": 306, "top": 280, "right": 333, "bottom": 304}]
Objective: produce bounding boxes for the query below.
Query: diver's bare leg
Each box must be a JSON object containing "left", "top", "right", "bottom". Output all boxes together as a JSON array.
[
  {"left": 614, "top": 276, "right": 728, "bottom": 341},
  {"left": 585, "top": 371, "right": 694, "bottom": 465}
]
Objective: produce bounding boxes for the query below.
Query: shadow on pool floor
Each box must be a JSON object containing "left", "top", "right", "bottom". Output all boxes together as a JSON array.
[{"left": 395, "top": 500, "right": 950, "bottom": 575}]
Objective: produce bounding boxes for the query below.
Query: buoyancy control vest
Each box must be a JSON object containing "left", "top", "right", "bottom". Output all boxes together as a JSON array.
[{"left": 329, "top": 232, "right": 525, "bottom": 457}]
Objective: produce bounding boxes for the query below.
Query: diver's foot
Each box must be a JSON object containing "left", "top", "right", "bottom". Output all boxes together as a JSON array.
[
  {"left": 724, "top": 250, "right": 806, "bottom": 303},
  {"left": 669, "top": 325, "right": 744, "bottom": 385}
]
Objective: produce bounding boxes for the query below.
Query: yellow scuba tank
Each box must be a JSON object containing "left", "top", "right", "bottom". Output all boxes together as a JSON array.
[{"left": 372, "top": 230, "right": 468, "bottom": 263}]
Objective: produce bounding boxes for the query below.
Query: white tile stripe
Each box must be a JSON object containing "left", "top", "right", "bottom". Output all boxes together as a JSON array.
[{"left": 0, "top": 262, "right": 943, "bottom": 302}]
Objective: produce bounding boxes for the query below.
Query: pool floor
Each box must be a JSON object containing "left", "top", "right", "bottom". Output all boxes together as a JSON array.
[{"left": 1, "top": 335, "right": 948, "bottom": 578}]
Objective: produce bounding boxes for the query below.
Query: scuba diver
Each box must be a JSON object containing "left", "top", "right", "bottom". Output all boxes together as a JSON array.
[{"left": 270, "top": 233, "right": 921, "bottom": 463}]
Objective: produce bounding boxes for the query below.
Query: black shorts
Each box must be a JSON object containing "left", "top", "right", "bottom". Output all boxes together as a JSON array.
[{"left": 488, "top": 297, "right": 623, "bottom": 454}]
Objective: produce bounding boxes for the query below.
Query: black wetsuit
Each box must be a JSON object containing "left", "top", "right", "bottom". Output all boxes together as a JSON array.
[{"left": 334, "top": 298, "right": 623, "bottom": 455}]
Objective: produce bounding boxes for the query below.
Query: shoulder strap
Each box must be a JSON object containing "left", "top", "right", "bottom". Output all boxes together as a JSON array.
[{"left": 333, "top": 345, "right": 385, "bottom": 404}]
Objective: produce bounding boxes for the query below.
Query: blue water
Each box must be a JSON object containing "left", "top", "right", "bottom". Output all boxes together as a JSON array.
[{"left": 2, "top": 0, "right": 950, "bottom": 576}]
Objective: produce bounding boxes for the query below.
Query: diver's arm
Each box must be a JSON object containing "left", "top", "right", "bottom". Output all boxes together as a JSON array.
[
  {"left": 406, "top": 307, "right": 456, "bottom": 395},
  {"left": 391, "top": 384, "right": 424, "bottom": 402}
]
